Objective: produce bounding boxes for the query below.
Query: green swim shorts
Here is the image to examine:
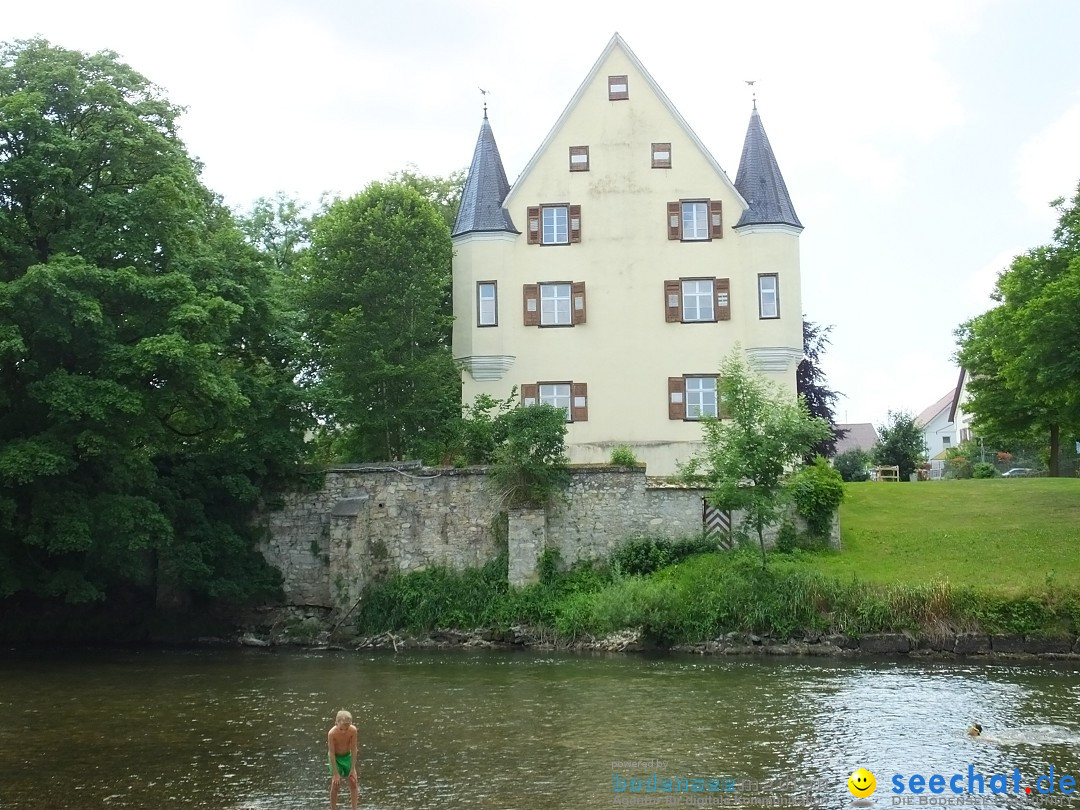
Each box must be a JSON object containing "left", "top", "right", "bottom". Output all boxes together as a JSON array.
[{"left": 330, "top": 752, "right": 352, "bottom": 777}]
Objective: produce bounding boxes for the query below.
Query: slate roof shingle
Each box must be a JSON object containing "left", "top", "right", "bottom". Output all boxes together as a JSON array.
[
  {"left": 733, "top": 108, "right": 803, "bottom": 230},
  {"left": 452, "top": 114, "right": 517, "bottom": 237}
]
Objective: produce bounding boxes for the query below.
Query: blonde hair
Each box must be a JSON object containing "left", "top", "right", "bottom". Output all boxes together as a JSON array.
[{"left": 336, "top": 710, "right": 353, "bottom": 724}]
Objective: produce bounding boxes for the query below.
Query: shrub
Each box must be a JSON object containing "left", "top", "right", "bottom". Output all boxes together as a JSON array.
[
  {"left": 833, "top": 449, "right": 870, "bottom": 482},
  {"left": 609, "top": 445, "right": 639, "bottom": 466},
  {"left": 789, "top": 456, "right": 845, "bottom": 541},
  {"left": 774, "top": 519, "right": 798, "bottom": 554},
  {"left": 611, "top": 535, "right": 718, "bottom": 576},
  {"left": 488, "top": 403, "right": 570, "bottom": 509},
  {"left": 972, "top": 462, "right": 996, "bottom": 479}
]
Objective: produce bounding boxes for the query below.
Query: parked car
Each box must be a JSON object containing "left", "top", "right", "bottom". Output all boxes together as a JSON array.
[{"left": 1001, "top": 467, "right": 1034, "bottom": 478}]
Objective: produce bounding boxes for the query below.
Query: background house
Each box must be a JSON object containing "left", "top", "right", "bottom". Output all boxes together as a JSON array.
[
  {"left": 832, "top": 423, "right": 878, "bottom": 457},
  {"left": 451, "top": 34, "right": 805, "bottom": 476},
  {"left": 916, "top": 389, "right": 957, "bottom": 460}
]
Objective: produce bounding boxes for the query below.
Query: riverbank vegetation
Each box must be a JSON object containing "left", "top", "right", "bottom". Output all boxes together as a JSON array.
[{"left": 355, "top": 479, "right": 1080, "bottom": 645}]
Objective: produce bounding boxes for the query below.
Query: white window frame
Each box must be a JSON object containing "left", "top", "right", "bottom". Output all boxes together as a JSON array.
[
  {"left": 686, "top": 376, "right": 718, "bottom": 419},
  {"left": 541, "top": 206, "right": 568, "bottom": 245},
  {"left": 758, "top": 274, "right": 779, "bottom": 319},
  {"left": 539, "top": 383, "right": 572, "bottom": 421},
  {"left": 681, "top": 201, "right": 709, "bottom": 241},
  {"left": 681, "top": 279, "right": 714, "bottom": 322},
  {"left": 477, "top": 281, "right": 497, "bottom": 327},
  {"left": 540, "top": 283, "right": 572, "bottom": 326}
]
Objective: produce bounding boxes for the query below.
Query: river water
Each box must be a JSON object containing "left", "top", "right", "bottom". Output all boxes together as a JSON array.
[{"left": 1, "top": 648, "right": 1078, "bottom": 810}]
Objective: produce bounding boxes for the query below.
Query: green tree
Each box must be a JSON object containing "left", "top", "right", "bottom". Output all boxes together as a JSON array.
[
  {"left": 238, "top": 193, "right": 310, "bottom": 276},
  {"left": 680, "top": 352, "right": 831, "bottom": 566},
  {"left": 872, "top": 411, "right": 926, "bottom": 482},
  {"left": 797, "top": 320, "right": 845, "bottom": 460},
  {"left": 0, "top": 39, "right": 309, "bottom": 611},
  {"left": 956, "top": 182, "right": 1080, "bottom": 476},
  {"left": 489, "top": 403, "right": 570, "bottom": 509},
  {"left": 386, "top": 165, "right": 466, "bottom": 231},
  {"left": 300, "top": 182, "right": 458, "bottom": 461},
  {"left": 833, "top": 448, "right": 870, "bottom": 482}
]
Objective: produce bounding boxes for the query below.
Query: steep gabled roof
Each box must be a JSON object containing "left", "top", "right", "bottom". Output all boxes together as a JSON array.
[
  {"left": 833, "top": 423, "right": 878, "bottom": 456},
  {"left": 452, "top": 113, "right": 517, "bottom": 237},
  {"left": 916, "top": 390, "right": 956, "bottom": 428},
  {"left": 733, "top": 108, "right": 803, "bottom": 230},
  {"left": 504, "top": 32, "right": 746, "bottom": 212}
]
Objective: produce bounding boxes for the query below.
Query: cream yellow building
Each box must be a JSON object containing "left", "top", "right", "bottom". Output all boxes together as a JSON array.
[{"left": 452, "top": 34, "right": 805, "bottom": 476}]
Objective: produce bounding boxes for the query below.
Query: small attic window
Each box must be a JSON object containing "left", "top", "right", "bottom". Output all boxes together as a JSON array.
[
  {"left": 608, "top": 75, "right": 629, "bottom": 101},
  {"left": 569, "top": 146, "right": 590, "bottom": 172},
  {"left": 652, "top": 143, "right": 671, "bottom": 169}
]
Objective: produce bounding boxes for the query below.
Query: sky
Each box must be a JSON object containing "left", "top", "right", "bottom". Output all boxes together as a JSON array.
[{"left": 7, "top": 0, "right": 1080, "bottom": 429}]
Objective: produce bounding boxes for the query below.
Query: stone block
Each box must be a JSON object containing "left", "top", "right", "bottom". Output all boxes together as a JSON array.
[
  {"left": 858, "top": 633, "right": 911, "bottom": 654},
  {"left": 1023, "top": 637, "right": 1073, "bottom": 655},
  {"left": 954, "top": 634, "right": 990, "bottom": 654},
  {"left": 990, "top": 635, "right": 1024, "bottom": 653},
  {"left": 921, "top": 632, "right": 956, "bottom": 652}
]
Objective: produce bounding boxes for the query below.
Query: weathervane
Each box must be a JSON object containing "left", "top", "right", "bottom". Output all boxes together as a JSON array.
[
  {"left": 479, "top": 86, "right": 490, "bottom": 118},
  {"left": 745, "top": 79, "right": 757, "bottom": 110}
]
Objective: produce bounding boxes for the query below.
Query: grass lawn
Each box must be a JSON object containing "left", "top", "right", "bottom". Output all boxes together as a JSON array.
[{"left": 803, "top": 478, "right": 1080, "bottom": 593}]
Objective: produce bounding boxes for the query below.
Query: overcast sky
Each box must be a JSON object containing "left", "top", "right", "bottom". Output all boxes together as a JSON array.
[{"left": 8, "top": 0, "right": 1080, "bottom": 428}]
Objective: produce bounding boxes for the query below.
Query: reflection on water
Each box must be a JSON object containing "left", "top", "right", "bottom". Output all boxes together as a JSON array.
[{"left": 0, "top": 648, "right": 1077, "bottom": 809}]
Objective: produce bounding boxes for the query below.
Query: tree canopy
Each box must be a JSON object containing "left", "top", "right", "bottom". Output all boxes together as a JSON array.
[
  {"left": 299, "top": 181, "right": 459, "bottom": 462},
  {"left": 872, "top": 410, "right": 926, "bottom": 482},
  {"left": 0, "top": 39, "right": 311, "bottom": 612},
  {"left": 956, "top": 182, "right": 1080, "bottom": 476},
  {"left": 797, "top": 320, "right": 845, "bottom": 460},
  {"left": 680, "top": 351, "right": 831, "bottom": 565}
]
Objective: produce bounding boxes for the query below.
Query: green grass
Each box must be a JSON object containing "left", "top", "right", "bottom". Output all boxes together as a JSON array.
[
  {"left": 354, "top": 479, "right": 1080, "bottom": 643},
  {"left": 805, "top": 479, "right": 1080, "bottom": 592}
]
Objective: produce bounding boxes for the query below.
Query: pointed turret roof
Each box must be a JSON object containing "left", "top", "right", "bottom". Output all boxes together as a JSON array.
[
  {"left": 452, "top": 113, "right": 517, "bottom": 237},
  {"left": 733, "top": 107, "right": 803, "bottom": 230}
]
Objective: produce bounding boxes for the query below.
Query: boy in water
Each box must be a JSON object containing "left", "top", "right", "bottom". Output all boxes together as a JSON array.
[{"left": 328, "top": 709, "right": 359, "bottom": 810}]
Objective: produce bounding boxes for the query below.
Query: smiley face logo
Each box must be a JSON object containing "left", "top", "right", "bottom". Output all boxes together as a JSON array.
[{"left": 847, "top": 768, "right": 877, "bottom": 798}]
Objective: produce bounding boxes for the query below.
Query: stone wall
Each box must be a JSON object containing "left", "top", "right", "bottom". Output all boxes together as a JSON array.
[{"left": 259, "top": 463, "right": 839, "bottom": 610}]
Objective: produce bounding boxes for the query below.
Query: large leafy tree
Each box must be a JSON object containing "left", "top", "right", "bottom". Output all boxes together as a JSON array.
[
  {"left": 872, "top": 411, "right": 926, "bottom": 482},
  {"left": 387, "top": 165, "right": 466, "bottom": 231},
  {"left": 797, "top": 320, "right": 845, "bottom": 460},
  {"left": 0, "top": 39, "right": 310, "bottom": 611},
  {"left": 680, "top": 352, "right": 831, "bottom": 566},
  {"left": 956, "top": 182, "right": 1080, "bottom": 476},
  {"left": 300, "top": 182, "right": 459, "bottom": 461}
]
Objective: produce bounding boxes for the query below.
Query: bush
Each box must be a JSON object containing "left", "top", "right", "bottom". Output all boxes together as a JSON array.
[
  {"left": 774, "top": 519, "right": 798, "bottom": 554},
  {"left": 789, "top": 456, "right": 845, "bottom": 541},
  {"left": 833, "top": 449, "right": 870, "bottom": 482},
  {"left": 972, "top": 462, "right": 996, "bottom": 479},
  {"left": 611, "top": 535, "right": 718, "bottom": 576},
  {"left": 488, "top": 403, "right": 570, "bottom": 509},
  {"left": 609, "top": 445, "right": 639, "bottom": 466}
]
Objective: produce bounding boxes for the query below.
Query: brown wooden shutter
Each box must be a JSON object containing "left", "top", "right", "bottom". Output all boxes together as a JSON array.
[
  {"left": 714, "top": 278, "right": 731, "bottom": 322},
  {"left": 571, "top": 382, "right": 588, "bottom": 422},
  {"left": 608, "top": 75, "right": 629, "bottom": 101},
  {"left": 522, "top": 283, "right": 540, "bottom": 326},
  {"left": 652, "top": 142, "right": 671, "bottom": 169},
  {"left": 572, "top": 281, "right": 586, "bottom": 325},
  {"left": 520, "top": 383, "right": 539, "bottom": 406},
  {"left": 569, "top": 204, "right": 581, "bottom": 243},
  {"left": 664, "top": 280, "right": 681, "bottom": 323},
  {"left": 527, "top": 206, "right": 540, "bottom": 244},
  {"left": 667, "top": 201, "right": 681, "bottom": 240},
  {"left": 569, "top": 146, "right": 589, "bottom": 172},
  {"left": 709, "top": 200, "right": 723, "bottom": 240},
  {"left": 668, "top": 377, "right": 686, "bottom": 420}
]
